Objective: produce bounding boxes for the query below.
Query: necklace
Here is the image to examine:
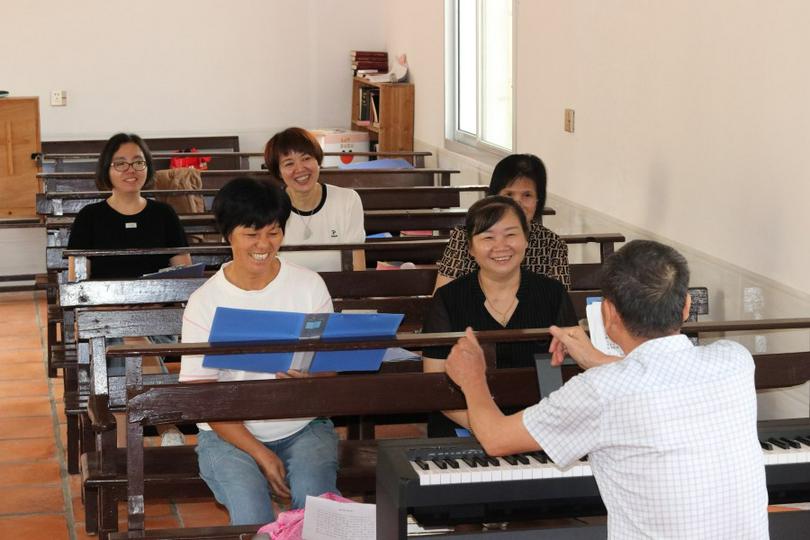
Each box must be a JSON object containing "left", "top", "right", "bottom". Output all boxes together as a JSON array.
[
  {"left": 484, "top": 296, "right": 518, "bottom": 326},
  {"left": 297, "top": 212, "right": 314, "bottom": 240}
]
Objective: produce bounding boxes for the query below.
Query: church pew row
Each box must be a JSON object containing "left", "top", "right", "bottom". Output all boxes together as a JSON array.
[
  {"left": 99, "top": 320, "right": 810, "bottom": 538},
  {"left": 36, "top": 149, "right": 433, "bottom": 171},
  {"left": 37, "top": 166, "right": 458, "bottom": 193},
  {"left": 59, "top": 257, "right": 608, "bottom": 477},
  {"left": 56, "top": 233, "right": 622, "bottom": 277},
  {"left": 36, "top": 185, "right": 490, "bottom": 216}
]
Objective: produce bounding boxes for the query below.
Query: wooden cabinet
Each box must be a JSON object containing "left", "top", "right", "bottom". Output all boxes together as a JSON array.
[
  {"left": 0, "top": 97, "right": 41, "bottom": 217},
  {"left": 350, "top": 78, "right": 414, "bottom": 154}
]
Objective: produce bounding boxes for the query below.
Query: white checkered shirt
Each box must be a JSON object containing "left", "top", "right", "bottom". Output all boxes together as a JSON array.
[{"left": 523, "top": 334, "right": 769, "bottom": 539}]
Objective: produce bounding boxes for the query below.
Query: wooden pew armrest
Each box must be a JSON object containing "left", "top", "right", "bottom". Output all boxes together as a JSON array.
[{"left": 87, "top": 394, "right": 116, "bottom": 432}]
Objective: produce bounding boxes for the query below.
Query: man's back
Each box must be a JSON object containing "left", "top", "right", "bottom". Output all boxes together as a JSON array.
[{"left": 524, "top": 334, "right": 769, "bottom": 538}]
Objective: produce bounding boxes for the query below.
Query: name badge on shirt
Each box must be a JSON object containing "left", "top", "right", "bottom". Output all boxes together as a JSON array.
[{"left": 125, "top": 222, "right": 137, "bottom": 229}]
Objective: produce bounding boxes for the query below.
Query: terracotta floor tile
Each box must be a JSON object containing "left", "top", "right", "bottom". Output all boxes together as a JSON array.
[
  {"left": 0, "top": 348, "right": 45, "bottom": 364},
  {"left": 0, "top": 416, "right": 54, "bottom": 440},
  {"left": 0, "top": 320, "right": 40, "bottom": 337},
  {"left": 0, "top": 437, "right": 57, "bottom": 463},
  {"left": 0, "top": 460, "right": 61, "bottom": 486},
  {"left": 0, "top": 513, "right": 69, "bottom": 540},
  {"left": 0, "top": 335, "right": 44, "bottom": 349},
  {"left": 0, "top": 485, "right": 65, "bottom": 514},
  {"left": 180, "top": 508, "right": 231, "bottom": 528},
  {"left": 0, "top": 380, "right": 49, "bottom": 398},
  {"left": 375, "top": 423, "right": 426, "bottom": 439},
  {"left": 0, "top": 396, "right": 52, "bottom": 418},
  {"left": 0, "top": 362, "right": 47, "bottom": 381}
]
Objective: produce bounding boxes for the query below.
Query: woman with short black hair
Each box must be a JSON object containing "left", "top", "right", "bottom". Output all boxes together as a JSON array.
[
  {"left": 423, "top": 196, "right": 577, "bottom": 437},
  {"left": 179, "top": 176, "right": 339, "bottom": 525}
]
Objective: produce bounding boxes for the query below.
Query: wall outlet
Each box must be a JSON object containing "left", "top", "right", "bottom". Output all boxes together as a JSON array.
[
  {"left": 50, "top": 90, "right": 67, "bottom": 107},
  {"left": 564, "top": 108, "right": 575, "bottom": 133}
]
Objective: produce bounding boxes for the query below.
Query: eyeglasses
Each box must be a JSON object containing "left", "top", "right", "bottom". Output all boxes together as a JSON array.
[{"left": 111, "top": 160, "right": 147, "bottom": 172}]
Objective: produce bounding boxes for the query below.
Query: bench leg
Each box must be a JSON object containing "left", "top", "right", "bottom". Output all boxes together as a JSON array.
[
  {"left": 66, "top": 414, "right": 80, "bottom": 475},
  {"left": 98, "top": 487, "right": 119, "bottom": 539},
  {"left": 80, "top": 413, "right": 94, "bottom": 463},
  {"left": 84, "top": 484, "right": 99, "bottom": 535},
  {"left": 346, "top": 416, "right": 375, "bottom": 440},
  {"left": 47, "top": 318, "right": 58, "bottom": 378}
]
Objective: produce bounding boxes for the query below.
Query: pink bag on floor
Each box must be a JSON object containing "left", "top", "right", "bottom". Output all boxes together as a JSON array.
[{"left": 257, "top": 492, "right": 355, "bottom": 540}]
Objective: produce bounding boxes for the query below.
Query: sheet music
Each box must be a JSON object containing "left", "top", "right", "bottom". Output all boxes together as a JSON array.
[
  {"left": 585, "top": 301, "right": 625, "bottom": 357},
  {"left": 302, "top": 496, "right": 375, "bottom": 540}
]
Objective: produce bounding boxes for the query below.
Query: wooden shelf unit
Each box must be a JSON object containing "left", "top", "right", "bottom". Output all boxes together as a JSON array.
[{"left": 351, "top": 77, "right": 414, "bottom": 154}]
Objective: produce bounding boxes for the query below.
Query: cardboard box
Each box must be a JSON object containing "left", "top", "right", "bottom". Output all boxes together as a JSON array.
[{"left": 311, "top": 129, "right": 370, "bottom": 167}]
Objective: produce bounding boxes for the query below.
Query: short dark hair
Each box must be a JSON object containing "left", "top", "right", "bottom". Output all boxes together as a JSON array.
[
  {"left": 600, "top": 240, "right": 691, "bottom": 338},
  {"left": 95, "top": 133, "right": 155, "bottom": 190},
  {"left": 488, "top": 154, "right": 547, "bottom": 221},
  {"left": 264, "top": 127, "right": 324, "bottom": 180},
  {"left": 465, "top": 195, "right": 529, "bottom": 242},
  {"left": 212, "top": 177, "right": 292, "bottom": 242}
]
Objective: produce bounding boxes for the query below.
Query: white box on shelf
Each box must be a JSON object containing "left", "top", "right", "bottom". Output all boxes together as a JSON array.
[{"left": 311, "top": 128, "right": 370, "bottom": 167}]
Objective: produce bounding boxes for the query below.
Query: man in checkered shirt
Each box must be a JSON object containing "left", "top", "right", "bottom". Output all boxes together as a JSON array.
[{"left": 446, "top": 240, "right": 769, "bottom": 538}]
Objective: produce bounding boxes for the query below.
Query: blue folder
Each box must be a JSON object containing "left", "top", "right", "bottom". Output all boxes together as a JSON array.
[{"left": 202, "top": 308, "right": 403, "bottom": 374}]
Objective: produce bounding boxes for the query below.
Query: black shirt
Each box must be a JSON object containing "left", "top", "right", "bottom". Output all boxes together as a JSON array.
[
  {"left": 67, "top": 199, "right": 188, "bottom": 279},
  {"left": 422, "top": 269, "right": 578, "bottom": 437}
]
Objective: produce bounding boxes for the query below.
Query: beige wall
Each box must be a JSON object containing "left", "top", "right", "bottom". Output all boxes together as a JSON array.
[
  {"left": 382, "top": 0, "right": 810, "bottom": 415},
  {"left": 2, "top": 0, "right": 386, "bottom": 149}
]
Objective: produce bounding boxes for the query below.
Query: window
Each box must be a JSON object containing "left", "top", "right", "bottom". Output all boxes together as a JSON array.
[{"left": 449, "top": 0, "right": 514, "bottom": 152}]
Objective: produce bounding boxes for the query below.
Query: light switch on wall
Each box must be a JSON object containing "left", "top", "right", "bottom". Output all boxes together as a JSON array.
[
  {"left": 50, "top": 90, "right": 67, "bottom": 107},
  {"left": 564, "top": 108, "right": 575, "bottom": 133}
]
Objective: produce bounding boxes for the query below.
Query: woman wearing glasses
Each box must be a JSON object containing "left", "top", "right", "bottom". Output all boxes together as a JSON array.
[
  {"left": 67, "top": 132, "right": 191, "bottom": 279},
  {"left": 67, "top": 133, "right": 191, "bottom": 446}
]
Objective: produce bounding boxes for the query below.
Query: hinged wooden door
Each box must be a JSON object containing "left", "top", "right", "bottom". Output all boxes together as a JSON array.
[{"left": 0, "top": 97, "right": 41, "bottom": 217}]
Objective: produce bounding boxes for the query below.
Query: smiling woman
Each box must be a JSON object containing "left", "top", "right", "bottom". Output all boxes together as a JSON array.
[
  {"left": 264, "top": 127, "right": 366, "bottom": 271},
  {"left": 422, "top": 196, "right": 578, "bottom": 437},
  {"left": 179, "top": 177, "right": 339, "bottom": 525}
]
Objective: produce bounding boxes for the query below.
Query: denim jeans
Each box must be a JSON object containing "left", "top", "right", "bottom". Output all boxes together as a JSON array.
[{"left": 196, "top": 418, "right": 339, "bottom": 525}]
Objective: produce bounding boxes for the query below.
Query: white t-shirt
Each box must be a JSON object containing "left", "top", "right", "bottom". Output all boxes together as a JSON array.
[
  {"left": 282, "top": 184, "right": 366, "bottom": 272},
  {"left": 522, "top": 335, "right": 769, "bottom": 539},
  {"left": 179, "top": 258, "right": 333, "bottom": 442}
]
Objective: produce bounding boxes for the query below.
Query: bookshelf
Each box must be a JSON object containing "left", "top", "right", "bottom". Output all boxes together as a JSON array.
[{"left": 350, "top": 77, "right": 414, "bottom": 154}]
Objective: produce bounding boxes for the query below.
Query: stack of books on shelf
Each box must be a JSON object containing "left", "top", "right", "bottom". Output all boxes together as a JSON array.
[
  {"left": 351, "top": 50, "right": 388, "bottom": 76},
  {"left": 356, "top": 85, "right": 381, "bottom": 128}
]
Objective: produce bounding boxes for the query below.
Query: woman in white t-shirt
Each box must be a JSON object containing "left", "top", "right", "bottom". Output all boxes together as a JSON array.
[
  {"left": 179, "top": 177, "right": 338, "bottom": 525},
  {"left": 264, "top": 127, "right": 366, "bottom": 271}
]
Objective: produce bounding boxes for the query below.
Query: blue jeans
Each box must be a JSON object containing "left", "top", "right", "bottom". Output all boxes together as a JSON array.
[{"left": 196, "top": 419, "right": 339, "bottom": 525}]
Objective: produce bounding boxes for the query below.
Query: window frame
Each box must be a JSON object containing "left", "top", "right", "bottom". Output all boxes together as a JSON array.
[{"left": 446, "top": 0, "right": 517, "bottom": 156}]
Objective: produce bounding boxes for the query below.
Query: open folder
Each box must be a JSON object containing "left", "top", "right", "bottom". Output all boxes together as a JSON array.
[{"left": 202, "top": 308, "right": 404, "bottom": 373}]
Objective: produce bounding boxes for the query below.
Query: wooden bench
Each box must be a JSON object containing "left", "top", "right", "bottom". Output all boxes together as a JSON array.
[
  {"left": 38, "top": 167, "right": 458, "bottom": 193},
  {"left": 39, "top": 136, "right": 246, "bottom": 171},
  {"left": 62, "top": 258, "right": 605, "bottom": 474},
  {"left": 102, "top": 319, "right": 810, "bottom": 538},
  {"left": 36, "top": 185, "right": 491, "bottom": 216},
  {"left": 35, "top": 149, "right": 433, "bottom": 171}
]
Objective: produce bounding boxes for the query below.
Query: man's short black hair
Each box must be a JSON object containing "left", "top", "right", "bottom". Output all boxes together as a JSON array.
[
  {"left": 600, "top": 240, "right": 690, "bottom": 338},
  {"left": 487, "top": 154, "right": 547, "bottom": 222},
  {"left": 95, "top": 133, "right": 155, "bottom": 190},
  {"left": 465, "top": 195, "right": 529, "bottom": 242},
  {"left": 213, "top": 177, "right": 292, "bottom": 242}
]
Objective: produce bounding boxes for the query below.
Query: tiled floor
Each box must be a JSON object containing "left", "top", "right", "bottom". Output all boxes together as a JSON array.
[{"left": 0, "top": 290, "right": 233, "bottom": 539}]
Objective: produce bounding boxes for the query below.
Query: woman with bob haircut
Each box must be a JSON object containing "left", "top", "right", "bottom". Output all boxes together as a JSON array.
[
  {"left": 179, "top": 177, "right": 339, "bottom": 525},
  {"left": 435, "top": 153, "right": 570, "bottom": 290},
  {"left": 264, "top": 127, "right": 365, "bottom": 271},
  {"left": 67, "top": 132, "right": 191, "bottom": 279},
  {"left": 423, "top": 196, "right": 577, "bottom": 437}
]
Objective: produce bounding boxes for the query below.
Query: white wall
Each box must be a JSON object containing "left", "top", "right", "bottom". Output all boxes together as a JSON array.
[
  {"left": 1, "top": 0, "right": 386, "bottom": 150},
  {"left": 382, "top": 0, "right": 810, "bottom": 416}
]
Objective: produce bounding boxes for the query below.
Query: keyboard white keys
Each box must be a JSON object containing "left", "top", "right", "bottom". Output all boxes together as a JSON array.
[{"left": 409, "top": 451, "right": 593, "bottom": 485}]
